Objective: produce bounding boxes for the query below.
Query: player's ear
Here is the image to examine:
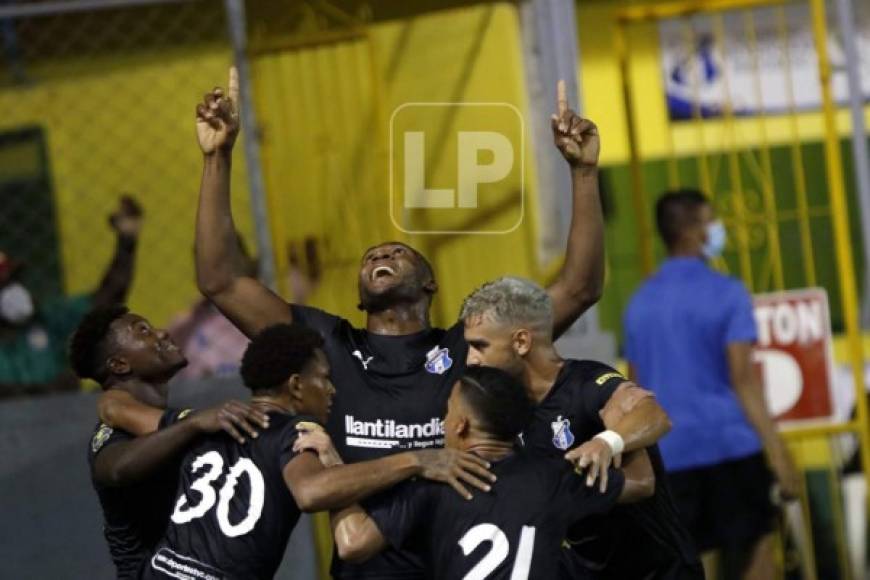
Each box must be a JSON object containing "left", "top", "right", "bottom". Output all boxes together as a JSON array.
[
  {"left": 106, "top": 355, "right": 130, "bottom": 377},
  {"left": 287, "top": 374, "right": 304, "bottom": 402},
  {"left": 511, "top": 328, "right": 532, "bottom": 356},
  {"left": 423, "top": 277, "right": 438, "bottom": 296},
  {"left": 455, "top": 415, "right": 470, "bottom": 438}
]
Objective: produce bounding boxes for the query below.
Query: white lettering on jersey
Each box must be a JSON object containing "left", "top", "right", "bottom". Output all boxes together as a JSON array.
[
  {"left": 458, "top": 524, "right": 536, "bottom": 580},
  {"left": 171, "top": 453, "right": 266, "bottom": 538},
  {"left": 344, "top": 415, "right": 444, "bottom": 449}
]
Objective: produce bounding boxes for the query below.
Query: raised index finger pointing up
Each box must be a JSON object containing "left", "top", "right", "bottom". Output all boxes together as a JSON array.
[
  {"left": 228, "top": 66, "right": 240, "bottom": 107},
  {"left": 557, "top": 79, "right": 567, "bottom": 116}
]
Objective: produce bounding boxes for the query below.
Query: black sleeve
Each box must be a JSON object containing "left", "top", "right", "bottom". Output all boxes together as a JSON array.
[
  {"left": 279, "top": 415, "right": 325, "bottom": 469},
  {"left": 576, "top": 362, "right": 627, "bottom": 429},
  {"left": 88, "top": 424, "right": 134, "bottom": 463},
  {"left": 363, "top": 480, "right": 428, "bottom": 551},
  {"left": 559, "top": 466, "right": 624, "bottom": 522},
  {"left": 290, "top": 304, "right": 343, "bottom": 337},
  {"left": 158, "top": 407, "right": 195, "bottom": 429}
]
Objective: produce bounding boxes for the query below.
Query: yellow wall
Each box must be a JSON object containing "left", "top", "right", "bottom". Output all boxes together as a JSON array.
[
  {"left": 577, "top": 0, "right": 870, "bottom": 165},
  {"left": 0, "top": 46, "right": 253, "bottom": 325},
  {"left": 250, "top": 2, "right": 541, "bottom": 328}
]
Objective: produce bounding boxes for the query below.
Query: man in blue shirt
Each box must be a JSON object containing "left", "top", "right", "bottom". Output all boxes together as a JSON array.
[{"left": 624, "top": 189, "right": 799, "bottom": 580}]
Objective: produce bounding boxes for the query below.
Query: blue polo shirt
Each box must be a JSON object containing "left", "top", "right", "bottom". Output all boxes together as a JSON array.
[{"left": 623, "top": 257, "right": 761, "bottom": 472}]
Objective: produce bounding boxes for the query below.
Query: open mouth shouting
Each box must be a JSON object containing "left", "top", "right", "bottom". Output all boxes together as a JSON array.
[{"left": 371, "top": 265, "right": 397, "bottom": 281}]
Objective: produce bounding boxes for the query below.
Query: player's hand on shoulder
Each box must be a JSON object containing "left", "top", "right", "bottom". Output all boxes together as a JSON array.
[
  {"left": 190, "top": 400, "right": 270, "bottom": 444},
  {"left": 413, "top": 449, "right": 496, "bottom": 501},
  {"left": 565, "top": 437, "right": 614, "bottom": 493},
  {"left": 293, "top": 423, "right": 344, "bottom": 468},
  {"left": 551, "top": 79, "right": 599, "bottom": 168},
  {"left": 196, "top": 67, "right": 241, "bottom": 155}
]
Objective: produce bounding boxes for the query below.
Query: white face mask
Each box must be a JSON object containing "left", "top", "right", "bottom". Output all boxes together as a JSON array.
[
  {"left": 702, "top": 220, "right": 727, "bottom": 259},
  {"left": 0, "top": 282, "right": 35, "bottom": 324}
]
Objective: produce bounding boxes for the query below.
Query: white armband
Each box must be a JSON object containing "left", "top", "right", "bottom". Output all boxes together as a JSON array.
[{"left": 593, "top": 430, "right": 625, "bottom": 456}]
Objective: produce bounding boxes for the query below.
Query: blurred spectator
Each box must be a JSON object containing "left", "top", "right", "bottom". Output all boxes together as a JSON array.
[
  {"left": 623, "top": 190, "right": 799, "bottom": 580},
  {"left": 0, "top": 196, "right": 142, "bottom": 397},
  {"left": 169, "top": 234, "right": 320, "bottom": 381}
]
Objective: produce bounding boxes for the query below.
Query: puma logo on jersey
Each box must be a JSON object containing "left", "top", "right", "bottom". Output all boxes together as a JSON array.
[{"left": 352, "top": 350, "right": 374, "bottom": 370}]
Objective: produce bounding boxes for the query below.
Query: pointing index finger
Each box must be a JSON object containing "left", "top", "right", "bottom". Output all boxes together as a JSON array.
[
  {"left": 228, "top": 66, "right": 240, "bottom": 108},
  {"left": 557, "top": 79, "right": 567, "bottom": 116}
]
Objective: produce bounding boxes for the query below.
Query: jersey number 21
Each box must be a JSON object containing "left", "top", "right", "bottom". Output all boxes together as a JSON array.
[{"left": 459, "top": 524, "right": 536, "bottom": 580}]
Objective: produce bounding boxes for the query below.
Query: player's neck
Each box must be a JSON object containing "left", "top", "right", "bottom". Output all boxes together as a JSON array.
[
  {"left": 110, "top": 378, "right": 168, "bottom": 409},
  {"left": 462, "top": 438, "right": 515, "bottom": 463},
  {"left": 251, "top": 396, "right": 292, "bottom": 415},
  {"left": 523, "top": 347, "right": 564, "bottom": 404},
  {"left": 365, "top": 302, "right": 430, "bottom": 335}
]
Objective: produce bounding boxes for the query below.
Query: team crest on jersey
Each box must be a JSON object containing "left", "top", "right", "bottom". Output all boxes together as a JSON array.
[
  {"left": 424, "top": 345, "right": 452, "bottom": 375},
  {"left": 352, "top": 350, "right": 374, "bottom": 370},
  {"left": 91, "top": 424, "right": 113, "bottom": 453},
  {"left": 551, "top": 415, "right": 575, "bottom": 450}
]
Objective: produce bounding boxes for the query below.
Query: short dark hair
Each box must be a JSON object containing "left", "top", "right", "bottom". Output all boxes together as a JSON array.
[
  {"left": 655, "top": 189, "right": 709, "bottom": 248},
  {"left": 69, "top": 305, "right": 129, "bottom": 383},
  {"left": 240, "top": 324, "right": 325, "bottom": 393},
  {"left": 457, "top": 366, "right": 533, "bottom": 441}
]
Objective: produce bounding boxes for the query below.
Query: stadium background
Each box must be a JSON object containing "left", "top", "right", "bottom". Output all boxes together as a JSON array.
[{"left": 0, "top": 0, "right": 868, "bottom": 578}]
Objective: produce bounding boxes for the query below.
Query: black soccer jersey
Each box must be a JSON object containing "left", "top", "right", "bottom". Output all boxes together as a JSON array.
[
  {"left": 365, "top": 451, "right": 624, "bottom": 580},
  {"left": 142, "top": 412, "right": 316, "bottom": 580},
  {"left": 292, "top": 305, "right": 468, "bottom": 579},
  {"left": 521, "top": 360, "right": 702, "bottom": 579},
  {"left": 88, "top": 407, "right": 191, "bottom": 579}
]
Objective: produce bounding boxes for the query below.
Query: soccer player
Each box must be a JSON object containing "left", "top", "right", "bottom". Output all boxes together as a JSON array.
[
  {"left": 324, "top": 366, "right": 655, "bottom": 579},
  {"left": 195, "top": 67, "right": 604, "bottom": 579},
  {"left": 624, "top": 190, "right": 799, "bottom": 579},
  {"left": 72, "top": 306, "right": 269, "bottom": 579},
  {"left": 460, "top": 277, "right": 704, "bottom": 579},
  {"left": 139, "top": 323, "right": 494, "bottom": 580}
]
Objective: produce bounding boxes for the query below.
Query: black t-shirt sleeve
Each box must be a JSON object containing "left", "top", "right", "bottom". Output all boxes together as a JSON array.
[
  {"left": 158, "top": 407, "right": 195, "bottom": 429},
  {"left": 576, "top": 362, "right": 627, "bottom": 429},
  {"left": 290, "top": 304, "right": 343, "bottom": 337},
  {"left": 88, "top": 423, "right": 134, "bottom": 465},
  {"left": 559, "top": 466, "right": 624, "bottom": 522},
  {"left": 364, "top": 480, "right": 428, "bottom": 551},
  {"left": 279, "top": 415, "right": 325, "bottom": 469}
]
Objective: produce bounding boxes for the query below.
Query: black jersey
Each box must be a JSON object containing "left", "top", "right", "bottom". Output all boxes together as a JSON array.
[
  {"left": 87, "top": 408, "right": 191, "bottom": 579},
  {"left": 142, "top": 412, "right": 317, "bottom": 580},
  {"left": 365, "top": 451, "right": 624, "bottom": 580},
  {"left": 292, "top": 305, "right": 468, "bottom": 579},
  {"left": 522, "top": 360, "right": 702, "bottom": 579}
]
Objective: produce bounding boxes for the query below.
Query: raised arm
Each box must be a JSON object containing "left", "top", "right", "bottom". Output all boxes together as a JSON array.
[
  {"left": 331, "top": 505, "right": 388, "bottom": 563},
  {"left": 92, "top": 196, "right": 142, "bottom": 308},
  {"left": 195, "top": 67, "right": 292, "bottom": 338},
  {"left": 546, "top": 80, "right": 605, "bottom": 339},
  {"left": 93, "top": 400, "right": 268, "bottom": 487},
  {"left": 728, "top": 342, "right": 799, "bottom": 500}
]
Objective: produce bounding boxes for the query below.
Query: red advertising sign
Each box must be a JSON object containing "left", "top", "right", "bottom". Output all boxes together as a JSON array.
[{"left": 752, "top": 288, "right": 835, "bottom": 425}]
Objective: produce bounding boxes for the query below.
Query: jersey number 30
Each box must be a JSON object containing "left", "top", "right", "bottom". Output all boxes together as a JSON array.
[
  {"left": 459, "top": 524, "right": 536, "bottom": 580},
  {"left": 170, "top": 451, "right": 265, "bottom": 538}
]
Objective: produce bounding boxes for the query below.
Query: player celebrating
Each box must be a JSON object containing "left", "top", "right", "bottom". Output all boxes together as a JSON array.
[
  {"left": 460, "top": 277, "right": 704, "bottom": 579},
  {"left": 139, "top": 323, "right": 494, "bottom": 580},
  {"left": 72, "top": 306, "right": 268, "bottom": 579},
  {"left": 321, "top": 366, "right": 655, "bottom": 579},
  {"left": 195, "top": 67, "right": 604, "bottom": 580}
]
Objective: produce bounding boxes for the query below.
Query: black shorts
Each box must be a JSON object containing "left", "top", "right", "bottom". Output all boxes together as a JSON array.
[{"left": 667, "top": 452, "right": 776, "bottom": 553}]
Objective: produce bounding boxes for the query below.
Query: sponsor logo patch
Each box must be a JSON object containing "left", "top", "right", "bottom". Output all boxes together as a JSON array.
[
  {"left": 595, "top": 372, "right": 623, "bottom": 386},
  {"left": 91, "top": 424, "right": 113, "bottom": 454}
]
